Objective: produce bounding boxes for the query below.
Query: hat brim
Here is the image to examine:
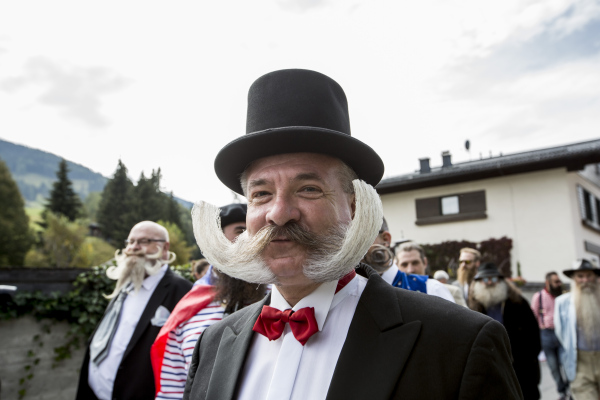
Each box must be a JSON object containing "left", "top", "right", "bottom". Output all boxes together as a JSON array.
[
  {"left": 563, "top": 268, "right": 600, "bottom": 278},
  {"left": 214, "top": 126, "right": 385, "bottom": 195},
  {"left": 474, "top": 271, "right": 504, "bottom": 280}
]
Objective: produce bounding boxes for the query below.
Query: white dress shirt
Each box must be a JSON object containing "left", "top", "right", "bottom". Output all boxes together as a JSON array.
[
  {"left": 237, "top": 274, "right": 367, "bottom": 400},
  {"left": 381, "top": 263, "right": 455, "bottom": 303},
  {"left": 88, "top": 265, "right": 167, "bottom": 400}
]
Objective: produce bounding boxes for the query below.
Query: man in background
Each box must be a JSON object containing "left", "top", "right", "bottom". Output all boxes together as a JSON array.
[
  {"left": 469, "top": 263, "right": 541, "bottom": 399},
  {"left": 454, "top": 247, "right": 481, "bottom": 301},
  {"left": 555, "top": 259, "right": 600, "bottom": 400},
  {"left": 531, "top": 271, "right": 568, "bottom": 399},
  {"left": 76, "top": 221, "right": 192, "bottom": 400},
  {"left": 191, "top": 259, "right": 210, "bottom": 281},
  {"left": 369, "top": 220, "right": 454, "bottom": 302}
]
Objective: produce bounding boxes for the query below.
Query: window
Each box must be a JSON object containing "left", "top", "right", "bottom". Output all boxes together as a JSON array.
[
  {"left": 415, "top": 190, "right": 487, "bottom": 225},
  {"left": 441, "top": 196, "right": 459, "bottom": 215},
  {"left": 578, "top": 185, "right": 600, "bottom": 232}
]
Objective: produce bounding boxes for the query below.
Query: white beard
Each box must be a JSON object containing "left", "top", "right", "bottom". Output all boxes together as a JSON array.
[
  {"left": 472, "top": 280, "right": 509, "bottom": 309},
  {"left": 105, "top": 248, "right": 176, "bottom": 298},
  {"left": 574, "top": 281, "right": 600, "bottom": 343},
  {"left": 191, "top": 179, "right": 383, "bottom": 285}
]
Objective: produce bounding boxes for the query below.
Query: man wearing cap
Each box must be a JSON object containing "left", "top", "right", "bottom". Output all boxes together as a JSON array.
[
  {"left": 183, "top": 69, "right": 521, "bottom": 399},
  {"left": 554, "top": 259, "right": 600, "bottom": 400},
  {"left": 151, "top": 204, "right": 267, "bottom": 400},
  {"left": 469, "top": 263, "right": 541, "bottom": 399}
]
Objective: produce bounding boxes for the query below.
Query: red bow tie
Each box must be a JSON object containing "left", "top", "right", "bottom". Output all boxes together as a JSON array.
[{"left": 253, "top": 306, "right": 319, "bottom": 346}]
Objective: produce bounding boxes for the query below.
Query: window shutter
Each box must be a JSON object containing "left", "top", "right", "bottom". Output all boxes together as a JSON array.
[
  {"left": 416, "top": 197, "right": 441, "bottom": 219},
  {"left": 458, "top": 191, "right": 486, "bottom": 213}
]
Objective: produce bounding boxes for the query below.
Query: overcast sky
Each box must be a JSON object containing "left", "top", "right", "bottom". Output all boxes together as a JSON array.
[{"left": 1, "top": 0, "right": 599, "bottom": 207}]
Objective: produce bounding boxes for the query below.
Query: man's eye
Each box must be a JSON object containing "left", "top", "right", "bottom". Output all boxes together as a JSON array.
[{"left": 300, "top": 186, "right": 322, "bottom": 194}]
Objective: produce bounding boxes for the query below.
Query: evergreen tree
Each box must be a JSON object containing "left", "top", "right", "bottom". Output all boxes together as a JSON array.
[
  {"left": 165, "top": 192, "right": 183, "bottom": 229},
  {"left": 0, "top": 159, "right": 33, "bottom": 266},
  {"left": 97, "top": 160, "right": 135, "bottom": 246},
  {"left": 133, "top": 170, "right": 164, "bottom": 222},
  {"left": 45, "top": 159, "right": 82, "bottom": 221}
]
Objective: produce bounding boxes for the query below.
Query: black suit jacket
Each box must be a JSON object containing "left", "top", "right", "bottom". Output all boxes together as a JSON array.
[
  {"left": 76, "top": 268, "right": 192, "bottom": 400},
  {"left": 183, "top": 265, "right": 523, "bottom": 400}
]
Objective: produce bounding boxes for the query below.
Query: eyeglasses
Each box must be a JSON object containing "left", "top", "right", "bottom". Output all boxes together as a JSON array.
[
  {"left": 481, "top": 277, "right": 499, "bottom": 284},
  {"left": 124, "top": 238, "right": 166, "bottom": 247}
]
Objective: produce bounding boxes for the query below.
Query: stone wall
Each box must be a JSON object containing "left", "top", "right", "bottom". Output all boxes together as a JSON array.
[{"left": 0, "top": 316, "right": 85, "bottom": 400}]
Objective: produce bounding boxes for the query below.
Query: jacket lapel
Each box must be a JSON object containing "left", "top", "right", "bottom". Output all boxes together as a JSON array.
[
  {"left": 326, "top": 267, "right": 422, "bottom": 399},
  {"left": 123, "top": 269, "right": 171, "bottom": 360},
  {"left": 205, "top": 295, "right": 270, "bottom": 400}
]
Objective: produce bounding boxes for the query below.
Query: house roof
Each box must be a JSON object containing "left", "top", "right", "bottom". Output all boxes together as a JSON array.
[{"left": 376, "top": 139, "right": 600, "bottom": 194}]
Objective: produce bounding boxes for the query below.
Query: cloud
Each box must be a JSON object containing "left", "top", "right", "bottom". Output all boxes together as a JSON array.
[
  {"left": 1, "top": 57, "right": 128, "bottom": 127},
  {"left": 276, "top": 0, "right": 329, "bottom": 13}
]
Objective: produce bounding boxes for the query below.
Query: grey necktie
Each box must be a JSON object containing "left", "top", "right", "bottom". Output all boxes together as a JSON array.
[{"left": 89, "top": 286, "right": 131, "bottom": 366}]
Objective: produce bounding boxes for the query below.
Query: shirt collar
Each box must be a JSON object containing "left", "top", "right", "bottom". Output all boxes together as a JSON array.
[
  {"left": 381, "top": 263, "right": 398, "bottom": 285},
  {"left": 270, "top": 276, "right": 357, "bottom": 332},
  {"left": 141, "top": 264, "right": 168, "bottom": 291}
]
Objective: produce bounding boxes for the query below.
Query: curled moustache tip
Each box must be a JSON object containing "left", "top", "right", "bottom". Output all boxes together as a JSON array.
[{"left": 166, "top": 251, "right": 177, "bottom": 264}]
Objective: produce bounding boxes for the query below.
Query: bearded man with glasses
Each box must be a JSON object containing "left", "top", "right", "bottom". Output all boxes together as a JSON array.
[
  {"left": 468, "top": 262, "right": 542, "bottom": 399},
  {"left": 453, "top": 247, "right": 482, "bottom": 301},
  {"left": 76, "top": 221, "right": 192, "bottom": 400}
]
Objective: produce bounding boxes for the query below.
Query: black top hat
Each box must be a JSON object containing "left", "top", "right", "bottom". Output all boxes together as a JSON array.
[
  {"left": 219, "top": 203, "right": 247, "bottom": 228},
  {"left": 474, "top": 262, "right": 504, "bottom": 280},
  {"left": 563, "top": 259, "right": 600, "bottom": 279},
  {"left": 214, "top": 69, "right": 385, "bottom": 195}
]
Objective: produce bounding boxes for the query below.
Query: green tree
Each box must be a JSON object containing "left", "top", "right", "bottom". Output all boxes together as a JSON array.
[
  {"left": 0, "top": 159, "right": 33, "bottom": 266},
  {"left": 133, "top": 170, "right": 164, "bottom": 222},
  {"left": 44, "top": 159, "right": 82, "bottom": 221},
  {"left": 82, "top": 191, "right": 102, "bottom": 221},
  {"left": 97, "top": 160, "right": 135, "bottom": 246},
  {"left": 159, "top": 220, "right": 195, "bottom": 265}
]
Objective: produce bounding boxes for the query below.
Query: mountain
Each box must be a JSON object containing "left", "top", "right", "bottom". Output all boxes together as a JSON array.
[{"left": 0, "top": 138, "right": 192, "bottom": 208}]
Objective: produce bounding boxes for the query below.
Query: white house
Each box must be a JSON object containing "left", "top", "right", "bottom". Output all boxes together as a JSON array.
[{"left": 376, "top": 139, "right": 600, "bottom": 282}]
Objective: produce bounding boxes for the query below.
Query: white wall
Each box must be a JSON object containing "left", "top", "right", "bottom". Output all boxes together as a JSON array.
[
  {"left": 569, "top": 172, "right": 600, "bottom": 266},
  {"left": 381, "top": 168, "right": 577, "bottom": 282}
]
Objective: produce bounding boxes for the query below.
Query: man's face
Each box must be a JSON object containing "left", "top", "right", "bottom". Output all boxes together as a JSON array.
[
  {"left": 546, "top": 274, "right": 562, "bottom": 294},
  {"left": 459, "top": 251, "right": 479, "bottom": 271},
  {"left": 244, "top": 153, "right": 354, "bottom": 287},
  {"left": 125, "top": 223, "right": 169, "bottom": 260},
  {"left": 396, "top": 250, "right": 427, "bottom": 275},
  {"left": 574, "top": 270, "right": 597, "bottom": 290},
  {"left": 223, "top": 222, "right": 246, "bottom": 243}
]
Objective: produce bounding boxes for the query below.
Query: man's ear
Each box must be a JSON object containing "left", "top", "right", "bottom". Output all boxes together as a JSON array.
[
  {"left": 163, "top": 242, "right": 171, "bottom": 260},
  {"left": 381, "top": 231, "right": 392, "bottom": 247},
  {"left": 423, "top": 256, "right": 428, "bottom": 268}
]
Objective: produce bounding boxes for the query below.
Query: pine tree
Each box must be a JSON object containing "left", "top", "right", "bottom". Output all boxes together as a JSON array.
[
  {"left": 97, "top": 160, "right": 135, "bottom": 246},
  {"left": 133, "top": 170, "right": 164, "bottom": 222},
  {"left": 45, "top": 159, "right": 82, "bottom": 221},
  {"left": 0, "top": 159, "right": 33, "bottom": 266}
]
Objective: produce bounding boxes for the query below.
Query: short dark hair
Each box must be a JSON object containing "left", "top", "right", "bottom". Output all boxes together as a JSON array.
[
  {"left": 380, "top": 217, "right": 389, "bottom": 233},
  {"left": 545, "top": 271, "right": 558, "bottom": 282},
  {"left": 192, "top": 259, "right": 210, "bottom": 275}
]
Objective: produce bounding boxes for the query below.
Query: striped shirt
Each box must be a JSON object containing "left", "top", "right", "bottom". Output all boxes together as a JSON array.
[{"left": 156, "top": 300, "right": 225, "bottom": 399}]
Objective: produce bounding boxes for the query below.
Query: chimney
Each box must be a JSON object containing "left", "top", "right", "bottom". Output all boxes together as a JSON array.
[
  {"left": 419, "top": 157, "right": 431, "bottom": 173},
  {"left": 442, "top": 151, "right": 452, "bottom": 168}
]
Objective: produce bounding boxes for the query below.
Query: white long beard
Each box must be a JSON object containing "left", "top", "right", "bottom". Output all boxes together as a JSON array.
[
  {"left": 191, "top": 179, "right": 383, "bottom": 284},
  {"left": 472, "top": 280, "right": 509, "bottom": 309},
  {"left": 105, "top": 248, "right": 176, "bottom": 298},
  {"left": 574, "top": 282, "right": 600, "bottom": 343}
]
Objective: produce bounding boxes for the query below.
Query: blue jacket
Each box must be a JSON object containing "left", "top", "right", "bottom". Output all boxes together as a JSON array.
[{"left": 554, "top": 292, "right": 577, "bottom": 381}]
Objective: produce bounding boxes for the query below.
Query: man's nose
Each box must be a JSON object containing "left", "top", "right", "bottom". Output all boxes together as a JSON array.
[{"left": 266, "top": 194, "right": 300, "bottom": 226}]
